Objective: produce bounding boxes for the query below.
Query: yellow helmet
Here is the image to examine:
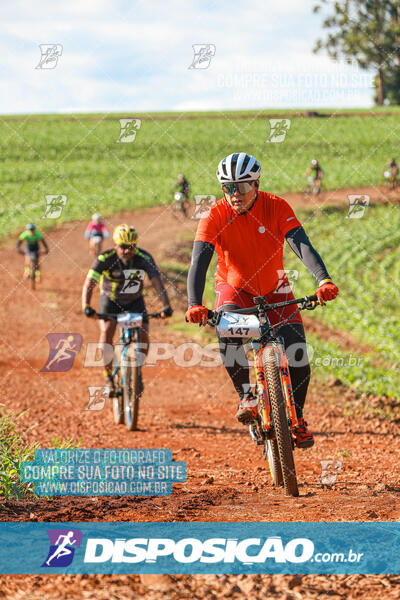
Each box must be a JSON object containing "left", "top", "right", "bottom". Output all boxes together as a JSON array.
[{"left": 113, "top": 224, "right": 138, "bottom": 246}]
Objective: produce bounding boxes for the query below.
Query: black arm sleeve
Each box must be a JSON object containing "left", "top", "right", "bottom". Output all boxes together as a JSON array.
[
  {"left": 187, "top": 241, "right": 215, "bottom": 306},
  {"left": 285, "top": 226, "right": 330, "bottom": 283}
]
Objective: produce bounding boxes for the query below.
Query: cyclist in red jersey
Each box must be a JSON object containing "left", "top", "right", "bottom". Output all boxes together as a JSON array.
[{"left": 185, "top": 152, "right": 338, "bottom": 448}]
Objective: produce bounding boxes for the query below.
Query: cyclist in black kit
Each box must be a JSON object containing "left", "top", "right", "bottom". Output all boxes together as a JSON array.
[
  {"left": 305, "top": 159, "right": 323, "bottom": 194},
  {"left": 82, "top": 224, "right": 172, "bottom": 389},
  {"left": 171, "top": 174, "right": 190, "bottom": 216},
  {"left": 174, "top": 174, "right": 190, "bottom": 199}
]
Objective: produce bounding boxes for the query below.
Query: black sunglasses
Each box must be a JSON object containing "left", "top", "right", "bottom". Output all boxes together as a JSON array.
[
  {"left": 118, "top": 244, "right": 136, "bottom": 250},
  {"left": 221, "top": 182, "right": 254, "bottom": 195}
]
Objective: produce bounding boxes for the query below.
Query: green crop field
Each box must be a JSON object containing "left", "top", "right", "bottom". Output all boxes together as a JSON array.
[
  {"left": 1, "top": 109, "right": 399, "bottom": 237},
  {"left": 282, "top": 202, "right": 400, "bottom": 400}
]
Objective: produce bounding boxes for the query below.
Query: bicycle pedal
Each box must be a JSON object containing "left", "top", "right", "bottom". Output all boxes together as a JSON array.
[
  {"left": 249, "top": 423, "right": 263, "bottom": 445},
  {"left": 239, "top": 415, "right": 256, "bottom": 425}
]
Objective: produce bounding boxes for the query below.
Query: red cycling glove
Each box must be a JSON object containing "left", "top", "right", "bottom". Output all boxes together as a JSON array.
[
  {"left": 185, "top": 305, "right": 209, "bottom": 325},
  {"left": 316, "top": 281, "right": 339, "bottom": 306}
]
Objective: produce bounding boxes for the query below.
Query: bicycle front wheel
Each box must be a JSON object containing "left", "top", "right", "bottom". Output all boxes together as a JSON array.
[
  {"left": 262, "top": 347, "right": 299, "bottom": 497},
  {"left": 264, "top": 438, "right": 283, "bottom": 487},
  {"left": 30, "top": 262, "right": 36, "bottom": 290},
  {"left": 112, "top": 368, "right": 124, "bottom": 425},
  {"left": 123, "top": 331, "right": 142, "bottom": 431}
]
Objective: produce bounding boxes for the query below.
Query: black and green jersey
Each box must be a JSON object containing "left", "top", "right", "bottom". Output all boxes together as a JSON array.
[
  {"left": 19, "top": 230, "right": 43, "bottom": 251},
  {"left": 87, "top": 247, "right": 160, "bottom": 305}
]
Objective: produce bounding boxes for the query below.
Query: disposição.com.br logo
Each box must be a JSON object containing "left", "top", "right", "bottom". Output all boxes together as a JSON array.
[{"left": 39, "top": 531, "right": 364, "bottom": 569}]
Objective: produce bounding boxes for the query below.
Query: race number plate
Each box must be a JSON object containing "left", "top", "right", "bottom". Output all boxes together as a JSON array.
[
  {"left": 117, "top": 312, "right": 143, "bottom": 329},
  {"left": 217, "top": 312, "right": 261, "bottom": 338}
]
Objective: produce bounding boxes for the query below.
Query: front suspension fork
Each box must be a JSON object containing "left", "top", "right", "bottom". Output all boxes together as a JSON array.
[{"left": 252, "top": 343, "right": 299, "bottom": 432}]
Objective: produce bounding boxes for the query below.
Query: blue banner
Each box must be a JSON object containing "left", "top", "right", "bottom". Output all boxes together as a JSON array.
[
  {"left": 0, "top": 522, "right": 399, "bottom": 574},
  {"left": 20, "top": 449, "right": 186, "bottom": 497}
]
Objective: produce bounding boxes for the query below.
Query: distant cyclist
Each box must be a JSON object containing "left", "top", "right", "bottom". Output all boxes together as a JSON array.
[
  {"left": 186, "top": 152, "right": 338, "bottom": 448},
  {"left": 84, "top": 214, "right": 109, "bottom": 256},
  {"left": 82, "top": 224, "right": 173, "bottom": 390},
  {"left": 174, "top": 174, "right": 190, "bottom": 199},
  {"left": 171, "top": 174, "right": 190, "bottom": 216},
  {"left": 17, "top": 224, "right": 49, "bottom": 281},
  {"left": 383, "top": 158, "right": 398, "bottom": 190},
  {"left": 305, "top": 159, "right": 323, "bottom": 194}
]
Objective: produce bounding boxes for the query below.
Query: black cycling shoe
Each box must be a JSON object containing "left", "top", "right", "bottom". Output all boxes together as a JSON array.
[{"left": 235, "top": 397, "right": 258, "bottom": 424}]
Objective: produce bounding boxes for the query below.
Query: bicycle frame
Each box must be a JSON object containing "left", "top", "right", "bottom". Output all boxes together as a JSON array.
[{"left": 111, "top": 325, "right": 140, "bottom": 384}]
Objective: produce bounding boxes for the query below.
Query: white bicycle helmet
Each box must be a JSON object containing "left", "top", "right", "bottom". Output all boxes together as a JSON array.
[
  {"left": 216, "top": 152, "right": 261, "bottom": 183},
  {"left": 92, "top": 213, "right": 101, "bottom": 222}
]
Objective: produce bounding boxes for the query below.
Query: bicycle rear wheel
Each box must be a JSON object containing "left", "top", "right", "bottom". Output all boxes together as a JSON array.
[
  {"left": 262, "top": 347, "right": 299, "bottom": 497},
  {"left": 312, "top": 184, "right": 321, "bottom": 195},
  {"left": 123, "top": 330, "right": 142, "bottom": 431}
]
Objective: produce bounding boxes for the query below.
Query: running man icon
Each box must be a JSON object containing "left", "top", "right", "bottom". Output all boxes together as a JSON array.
[
  {"left": 41, "top": 333, "right": 82, "bottom": 372},
  {"left": 42, "top": 529, "right": 82, "bottom": 568},
  {"left": 46, "top": 532, "right": 77, "bottom": 565}
]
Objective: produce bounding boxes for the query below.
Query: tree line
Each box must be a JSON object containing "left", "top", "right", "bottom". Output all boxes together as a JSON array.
[{"left": 313, "top": 1, "right": 400, "bottom": 105}]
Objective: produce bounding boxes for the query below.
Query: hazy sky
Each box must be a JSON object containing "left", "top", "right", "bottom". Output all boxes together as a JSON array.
[{"left": 0, "top": 0, "right": 374, "bottom": 114}]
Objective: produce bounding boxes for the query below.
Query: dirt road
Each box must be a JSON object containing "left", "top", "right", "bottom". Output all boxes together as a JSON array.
[{"left": 0, "top": 186, "right": 399, "bottom": 597}]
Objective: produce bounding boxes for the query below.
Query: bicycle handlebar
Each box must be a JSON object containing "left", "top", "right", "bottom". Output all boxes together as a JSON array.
[
  {"left": 234, "top": 294, "right": 318, "bottom": 313},
  {"left": 206, "top": 294, "right": 319, "bottom": 323},
  {"left": 96, "top": 311, "right": 170, "bottom": 321}
]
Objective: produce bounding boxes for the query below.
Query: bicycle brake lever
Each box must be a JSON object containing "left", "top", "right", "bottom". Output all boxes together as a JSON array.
[
  {"left": 302, "top": 296, "right": 318, "bottom": 310},
  {"left": 206, "top": 309, "right": 220, "bottom": 327}
]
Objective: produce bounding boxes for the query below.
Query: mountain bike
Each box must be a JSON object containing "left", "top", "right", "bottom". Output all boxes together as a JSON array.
[
  {"left": 25, "top": 251, "right": 40, "bottom": 290},
  {"left": 207, "top": 293, "right": 319, "bottom": 497},
  {"left": 304, "top": 176, "right": 322, "bottom": 196},
  {"left": 172, "top": 192, "right": 190, "bottom": 220},
  {"left": 90, "top": 235, "right": 103, "bottom": 257},
  {"left": 383, "top": 170, "right": 398, "bottom": 191},
  {"left": 96, "top": 310, "right": 165, "bottom": 431}
]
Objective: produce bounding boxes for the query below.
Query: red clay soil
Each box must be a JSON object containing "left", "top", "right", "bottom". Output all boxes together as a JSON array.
[{"left": 0, "top": 187, "right": 399, "bottom": 598}]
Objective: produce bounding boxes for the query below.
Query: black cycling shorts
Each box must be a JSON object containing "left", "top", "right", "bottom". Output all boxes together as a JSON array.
[
  {"left": 98, "top": 295, "right": 149, "bottom": 323},
  {"left": 25, "top": 249, "right": 39, "bottom": 261}
]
